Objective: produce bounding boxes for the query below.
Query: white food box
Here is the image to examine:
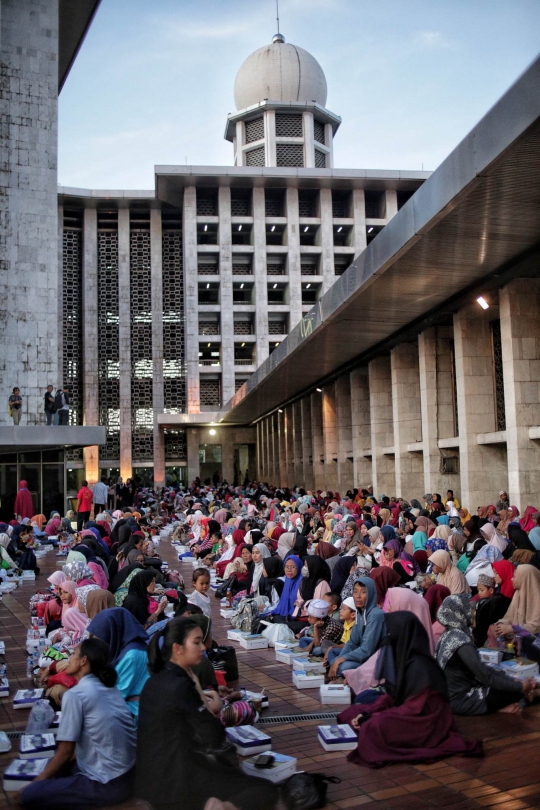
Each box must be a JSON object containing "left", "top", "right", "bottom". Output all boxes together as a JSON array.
[
  {"left": 0, "top": 677, "right": 9, "bottom": 697},
  {"left": 319, "top": 683, "right": 352, "bottom": 705},
  {"left": 242, "top": 751, "right": 296, "bottom": 784},
  {"left": 19, "top": 734, "right": 57, "bottom": 759},
  {"left": 292, "top": 669, "right": 325, "bottom": 689},
  {"left": 318, "top": 724, "right": 357, "bottom": 751},
  {"left": 22, "top": 571, "right": 36, "bottom": 580},
  {"left": 292, "top": 656, "right": 325, "bottom": 674},
  {"left": 13, "top": 688, "right": 44, "bottom": 709},
  {"left": 275, "top": 648, "right": 309, "bottom": 665},
  {"left": 274, "top": 640, "right": 301, "bottom": 652},
  {"left": 225, "top": 726, "right": 272, "bottom": 756},
  {"left": 220, "top": 609, "right": 235, "bottom": 619},
  {"left": 239, "top": 634, "right": 269, "bottom": 651},
  {"left": 0, "top": 641, "right": 5, "bottom": 655},
  {"left": 498, "top": 659, "right": 539, "bottom": 678},
  {"left": 479, "top": 648, "right": 503, "bottom": 664},
  {"left": 227, "top": 629, "right": 245, "bottom": 641},
  {"left": 3, "top": 758, "right": 49, "bottom": 790},
  {"left": 0, "top": 731, "right": 11, "bottom": 753}
]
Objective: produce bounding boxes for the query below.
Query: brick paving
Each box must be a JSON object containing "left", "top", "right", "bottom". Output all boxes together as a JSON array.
[{"left": 0, "top": 539, "right": 539, "bottom": 809}]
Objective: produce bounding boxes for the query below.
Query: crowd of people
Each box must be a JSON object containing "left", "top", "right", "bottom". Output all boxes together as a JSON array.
[{"left": 6, "top": 481, "right": 540, "bottom": 809}]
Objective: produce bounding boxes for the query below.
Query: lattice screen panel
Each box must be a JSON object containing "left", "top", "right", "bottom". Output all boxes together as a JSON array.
[
  {"left": 97, "top": 228, "right": 120, "bottom": 460},
  {"left": 491, "top": 320, "right": 506, "bottom": 432},
  {"left": 276, "top": 113, "right": 303, "bottom": 137},
  {"left": 230, "top": 189, "right": 251, "bottom": 216},
  {"left": 245, "top": 117, "right": 264, "bottom": 143},
  {"left": 235, "top": 379, "right": 247, "bottom": 392},
  {"left": 267, "top": 260, "right": 285, "bottom": 275},
  {"left": 265, "top": 190, "right": 284, "bottom": 216},
  {"left": 315, "top": 149, "right": 327, "bottom": 169},
  {"left": 276, "top": 144, "right": 304, "bottom": 167},
  {"left": 301, "top": 261, "right": 319, "bottom": 275},
  {"left": 162, "top": 227, "right": 186, "bottom": 420},
  {"left": 198, "top": 262, "right": 219, "bottom": 275},
  {"left": 199, "top": 321, "right": 220, "bottom": 336},
  {"left": 298, "top": 191, "right": 317, "bottom": 217},
  {"left": 246, "top": 146, "right": 265, "bottom": 167},
  {"left": 200, "top": 379, "right": 221, "bottom": 407},
  {"left": 62, "top": 220, "right": 83, "bottom": 427},
  {"left": 314, "top": 120, "right": 325, "bottom": 144},
  {"left": 164, "top": 430, "right": 187, "bottom": 460},
  {"left": 233, "top": 321, "right": 252, "bottom": 335},
  {"left": 196, "top": 189, "right": 218, "bottom": 216},
  {"left": 332, "top": 192, "right": 349, "bottom": 218},
  {"left": 268, "top": 320, "right": 287, "bottom": 335},
  {"left": 232, "top": 262, "right": 253, "bottom": 275},
  {"left": 130, "top": 228, "right": 153, "bottom": 460}
]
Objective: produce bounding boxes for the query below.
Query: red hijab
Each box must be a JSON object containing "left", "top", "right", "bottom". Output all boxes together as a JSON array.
[
  {"left": 424, "top": 584, "right": 451, "bottom": 623},
  {"left": 231, "top": 529, "right": 246, "bottom": 560},
  {"left": 492, "top": 560, "right": 516, "bottom": 600},
  {"left": 14, "top": 481, "right": 34, "bottom": 520},
  {"left": 369, "top": 567, "right": 401, "bottom": 606},
  {"left": 520, "top": 505, "right": 539, "bottom": 533}
]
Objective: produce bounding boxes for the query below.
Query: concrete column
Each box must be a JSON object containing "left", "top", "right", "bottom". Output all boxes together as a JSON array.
[
  {"left": 256, "top": 421, "right": 262, "bottom": 479},
  {"left": 336, "top": 375, "right": 353, "bottom": 492},
  {"left": 292, "top": 400, "right": 303, "bottom": 484},
  {"left": 454, "top": 305, "right": 504, "bottom": 508},
  {"left": 221, "top": 429, "right": 234, "bottom": 484},
  {"left": 82, "top": 208, "right": 99, "bottom": 483},
  {"left": 0, "top": 0, "right": 59, "bottom": 425},
  {"left": 253, "top": 188, "right": 269, "bottom": 366},
  {"left": 266, "top": 417, "right": 274, "bottom": 483},
  {"left": 284, "top": 405, "right": 295, "bottom": 486},
  {"left": 277, "top": 410, "right": 287, "bottom": 487},
  {"left": 352, "top": 189, "right": 367, "bottom": 256},
  {"left": 303, "top": 111, "right": 314, "bottom": 168},
  {"left": 323, "top": 385, "right": 339, "bottom": 491},
  {"left": 260, "top": 420, "right": 267, "bottom": 481},
  {"left": 325, "top": 123, "right": 334, "bottom": 168},
  {"left": 118, "top": 209, "right": 132, "bottom": 480},
  {"left": 151, "top": 209, "right": 165, "bottom": 488},
  {"left": 57, "top": 204, "right": 64, "bottom": 395},
  {"left": 183, "top": 187, "right": 199, "bottom": 413},
  {"left": 301, "top": 396, "right": 314, "bottom": 490},
  {"left": 311, "top": 391, "right": 324, "bottom": 490},
  {"left": 320, "top": 188, "right": 335, "bottom": 292},
  {"left": 391, "top": 342, "right": 423, "bottom": 499},
  {"left": 350, "top": 367, "right": 372, "bottom": 488},
  {"left": 219, "top": 188, "right": 234, "bottom": 403},
  {"left": 264, "top": 110, "right": 276, "bottom": 167},
  {"left": 369, "top": 356, "right": 395, "bottom": 497},
  {"left": 385, "top": 189, "right": 398, "bottom": 221},
  {"left": 285, "top": 188, "right": 302, "bottom": 329},
  {"left": 187, "top": 428, "right": 199, "bottom": 484},
  {"left": 235, "top": 121, "right": 245, "bottom": 166},
  {"left": 500, "top": 279, "right": 540, "bottom": 510}
]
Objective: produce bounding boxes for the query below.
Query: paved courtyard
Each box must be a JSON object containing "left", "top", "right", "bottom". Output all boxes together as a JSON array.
[{"left": 0, "top": 540, "right": 539, "bottom": 810}]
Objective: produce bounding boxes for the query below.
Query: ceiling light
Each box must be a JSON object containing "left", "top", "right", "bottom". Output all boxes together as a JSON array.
[
  {"left": 207, "top": 342, "right": 210, "bottom": 347},
  {"left": 278, "top": 409, "right": 283, "bottom": 413},
  {"left": 204, "top": 225, "right": 208, "bottom": 232},
  {"left": 275, "top": 342, "right": 279, "bottom": 347},
  {"left": 271, "top": 225, "right": 276, "bottom": 232},
  {"left": 240, "top": 283, "right": 244, "bottom": 289},
  {"left": 238, "top": 225, "right": 242, "bottom": 231},
  {"left": 273, "top": 283, "right": 277, "bottom": 289},
  {"left": 306, "top": 283, "right": 311, "bottom": 289},
  {"left": 477, "top": 296, "right": 489, "bottom": 310},
  {"left": 337, "top": 226, "right": 343, "bottom": 233},
  {"left": 209, "top": 429, "right": 216, "bottom": 435},
  {"left": 206, "top": 283, "right": 210, "bottom": 289},
  {"left": 367, "top": 227, "right": 373, "bottom": 234},
  {"left": 303, "top": 226, "right": 309, "bottom": 233},
  {"left": 241, "top": 342, "right": 245, "bottom": 347},
  {"left": 316, "top": 387, "right": 322, "bottom": 393}
]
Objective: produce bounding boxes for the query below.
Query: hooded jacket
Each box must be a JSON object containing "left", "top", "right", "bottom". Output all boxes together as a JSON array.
[{"left": 340, "top": 576, "right": 385, "bottom": 666}]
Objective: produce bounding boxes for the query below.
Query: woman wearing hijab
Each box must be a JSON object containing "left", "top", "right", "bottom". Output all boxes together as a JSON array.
[
  {"left": 503, "top": 524, "right": 536, "bottom": 561},
  {"left": 276, "top": 531, "right": 296, "bottom": 560},
  {"left": 479, "top": 522, "right": 507, "bottom": 554},
  {"left": 430, "top": 550, "right": 470, "bottom": 595},
  {"left": 492, "top": 564, "right": 540, "bottom": 638},
  {"left": 246, "top": 543, "right": 270, "bottom": 597},
  {"left": 297, "top": 556, "right": 331, "bottom": 605},
  {"left": 85, "top": 588, "right": 115, "bottom": 620},
  {"left": 88, "top": 607, "right": 149, "bottom": 724},
  {"left": 258, "top": 555, "right": 284, "bottom": 609},
  {"left": 329, "top": 556, "right": 357, "bottom": 595},
  {"left": 72, "top": 545, "right": 108, "bottom": 589},
  {"left": 0, "top": 533, "right": 18, "bottom": 572},
  {"left": 267, "top": 554, "right": 303, "bottom": 626},
  {"left": 424, "top": 584, "right": 451, "bottom": 644},
  {"left": 369, "top": 568, "right": 401, "bottom": 608},
  {"left": 520, "top": 505, "right": 539, "bottom": 534},
  {"left": 436, "top": 595, "right": 535, "bottom": 714},
  {"left": 339, "top": 611, "right": 483, "bottom": 765},
  {"left": 123, "top": 570, "right": 168, "bottom": 630},
  {"left": 414, "top": 515, "right": 437, "bottom": 537},
  {"left": 215, "top": 529, "right": 245, "bottom": 577},
  {"left": 327, "top": 577, "right": 385, "bottom": 679},
  {"left": 464, "top": 545, "right": 502, "bottom": 588},
  {"left": 13, "top": 480, "right": 34, "bottom": 521}
]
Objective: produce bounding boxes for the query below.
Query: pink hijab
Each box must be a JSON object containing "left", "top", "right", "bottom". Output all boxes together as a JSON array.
[
  {"left": 62, "top": 606, "right": 87, "bottom": 640},
  {"left": 520, "top": 505, "right": 539, "bottom": 533},
  {"left": 47, "top": 571, "right": 66, "bottom": 588},
  {"left": 383, "top": 587, "right": 435, "bottom": 654},
  {"left": 60, "top": 581, "right": 79, "bottom": 619}
]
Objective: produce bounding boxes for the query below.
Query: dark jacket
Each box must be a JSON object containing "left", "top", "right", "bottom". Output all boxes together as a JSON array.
[{"left": 444, "top": 644, "right": 522, "bottom": 715}]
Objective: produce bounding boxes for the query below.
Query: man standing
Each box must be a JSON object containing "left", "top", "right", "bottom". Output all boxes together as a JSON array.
[
  {"left": 8, "top": 387, "right": 22, "bottom": 425},
  {"left": 496, "top": 490, "right": 509, "bottom": 512},
  {"left": 44, "top": 385, "right": 55, "bottom": 425},
  {"left": 76, "top": 480, "right": 93, "bottom": 531},
  {"left": 56, "top": 386, "right": 70, "bottom": 426},
  {"left": 92, "top": 478, "right": 108, "bottom": 516}
]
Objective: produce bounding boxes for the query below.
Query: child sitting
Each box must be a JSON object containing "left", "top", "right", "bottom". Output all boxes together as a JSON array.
[
  {"left": 297, "top": 599, "right": 343, "bottom": 657},
  {"left": 187, "top": 568, "right": 212, "bottom": 618},
  {"left": 323, "top": 592, "right": 341, "bottom": 620},
  {"left": 322, "top": 597, "right": 357, "bottom": 661}
]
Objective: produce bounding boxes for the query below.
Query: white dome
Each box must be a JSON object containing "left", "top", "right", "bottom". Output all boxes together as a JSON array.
[{"left": 234, "top": 37, "right": 328, "bottom": 110}]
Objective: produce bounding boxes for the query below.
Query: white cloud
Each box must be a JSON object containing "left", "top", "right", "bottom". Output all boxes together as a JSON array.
[{"left": 413, "top": 30, "right": 451, "bottom": 49}]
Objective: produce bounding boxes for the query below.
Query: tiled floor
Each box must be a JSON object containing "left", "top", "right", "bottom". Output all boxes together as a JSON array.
[{"left": 1, "top": 539, "right": 540, "bottom": 810}]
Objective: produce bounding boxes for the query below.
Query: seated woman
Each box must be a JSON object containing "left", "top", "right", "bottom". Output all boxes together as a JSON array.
[
  {"left": 503, "top": 524, "right": 537, "bottom": 564},
  {"left": 245, "top": 542, "right": 271, "bottom": 598},
  {"left": 424, "top": 584, "right": 451, "bottom": 645},
  {"left": 123, "top": 569, "right": 168, "bottom": 630},
  {"left": 43, "top": 572, "right": 65, "bottom": 631},
  {"left": 62, "top": 561, "right": 95, "bottom": 587},
  {"left": 265, "top": 554, "right": 303, "bottom": 627},
  {"left": 464, "top": 544, "right": 502, "bottom": 588},
  {"left": 489, "top": 564, "right": 540, "bottom": 643},
  {"left": 135, "top": 618, "right": 279, "bottom": 810},
  {"left": 258, "top": 555, "right": 284, "bottom": 610},
  {"left": 429, "top": 550, "right": 470, "bottom": 594},
  {"left": 21, "top": 638, "right": 136, "bottom": 810},
  {"left": 326, "top": 577, "right": 385, "bottom": 680},
  {"left": 329, "top": 556, "right": 358, "bottom": 599},
  {"left": 88, "top": 607, "right": 149, "bottom": 724},
  {"left": 338, "top": 612, "right": 483, "bottom": 767},
  {"left": 436, "top": 594, "right": 537, "bottom": 714},
  {"left": 473, "top": 574, "right": 510, "bottom": 647},
  {"left": 369, "top": 568, "right": 401, "bottom": 608}
]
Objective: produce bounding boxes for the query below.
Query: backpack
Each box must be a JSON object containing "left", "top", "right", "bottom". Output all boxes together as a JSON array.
[
  {"left": 230, "top": 597, "right": 259, "bottom": 633},
  {"left": 52, "top": 391, "right": 63, "bottom": 414}
]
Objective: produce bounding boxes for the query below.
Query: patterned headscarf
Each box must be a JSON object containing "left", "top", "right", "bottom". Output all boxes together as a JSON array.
[
  {"left": 62, "top": 560, "right": 94, "bottom": 583},
  {"left": 425, "top": 536, "right": 448, "bottom": 554},
  {"left": 75, "top": 584, "right": 101, "bottom": 610},
  {"left": 435, "top": 594, "right": 473, "bottom": 669}
]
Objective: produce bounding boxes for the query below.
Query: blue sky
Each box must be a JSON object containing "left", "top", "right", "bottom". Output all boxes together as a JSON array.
[{"left": 59, "top": 0, "right": 540, "bottom": 189}]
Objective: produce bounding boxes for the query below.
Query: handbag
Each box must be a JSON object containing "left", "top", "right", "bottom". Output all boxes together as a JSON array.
[
  {"left": 206, "top": 644, "right": 239, "bottom": 682},
  {"left": 214, "top": 574, "right": 237, "bottom": 601},
  {"left": 281, "top": 773, "right": 341, "bottom": 809}
]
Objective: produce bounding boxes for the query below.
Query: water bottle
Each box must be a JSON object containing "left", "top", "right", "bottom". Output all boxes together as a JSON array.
[{"left": 26, "top": 655, "right": 35, "bottom": 678}]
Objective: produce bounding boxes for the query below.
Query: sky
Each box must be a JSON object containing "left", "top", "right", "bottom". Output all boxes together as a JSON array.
[{"left": 59, "top": 0, "right": 540, "bottom": 190}]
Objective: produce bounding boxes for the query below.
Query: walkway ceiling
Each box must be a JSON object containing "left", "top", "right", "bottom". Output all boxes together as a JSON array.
[{"left": 222, "top": 55, "right": 540, "bottom": 425}]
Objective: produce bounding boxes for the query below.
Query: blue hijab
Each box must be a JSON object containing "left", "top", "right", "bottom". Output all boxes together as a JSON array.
[
  {"left": 528, "top": 527, "right": 540, "bottom": 551},
  {"left": 380, "top": 525, "right": 397, "bottom": 542},
  {"left": 272, "top": 554, "right": 303, "bottom": 617},
  {"left": 437, "top": 515, "right": 450, "bottom": 525},
  {"left": 87, "top": 607, "right": 148, "bottom": 666}
]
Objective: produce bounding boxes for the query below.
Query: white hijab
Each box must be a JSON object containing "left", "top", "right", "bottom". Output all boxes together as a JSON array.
[{"left": 251, "top": 543, "right": 271, "bottom": 595}]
